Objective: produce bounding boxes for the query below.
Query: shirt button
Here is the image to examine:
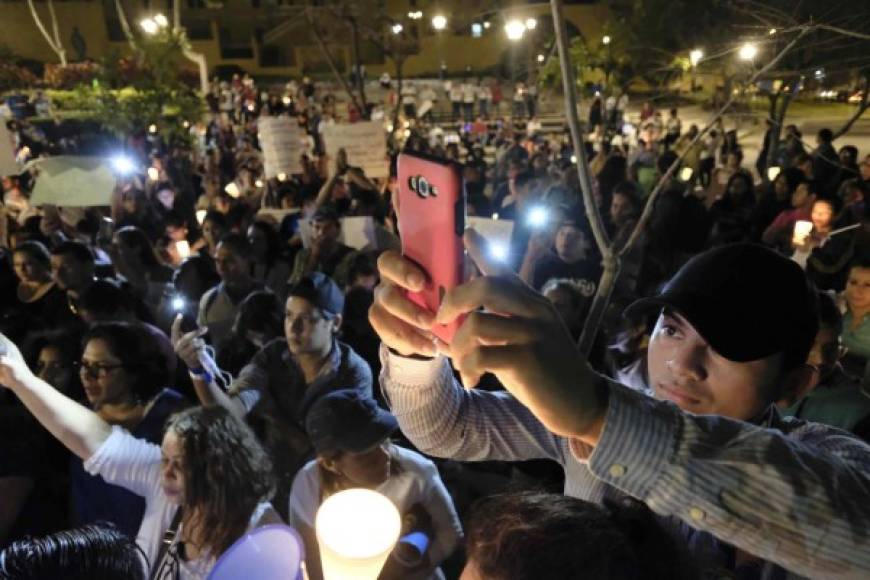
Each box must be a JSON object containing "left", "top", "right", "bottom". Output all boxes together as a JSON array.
[
  {"left": 689, "top": 507, "right": 706, "bottom": 521},
  {"left": 608, "top": 464, "right": 627, "bottom": 478}
]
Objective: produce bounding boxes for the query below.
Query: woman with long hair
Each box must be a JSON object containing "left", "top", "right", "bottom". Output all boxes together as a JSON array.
[
  {"left": 2, "top": 241, "right": 68, "bottom": 342},
  {"left": 0, "top": 353, "right": 281, "bottom": 579},
  {"left": 290, "top": 390, "right": 461, "bottom": 580}
]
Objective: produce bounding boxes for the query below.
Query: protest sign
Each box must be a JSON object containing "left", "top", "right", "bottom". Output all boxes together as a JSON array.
[
  {"left": 467, "top": 216, "right": 514, "bottom": 247},
  {"left": 258, "top": 117, "right": 307, "bottom": 178},
  {"left": 0, "top": 124, "right": 17, "bottom": 177},
  {"left": 29, "top": 156, "right": 117, "bottom": 206},
  {"left": 323, "top": 121, "right": 388, "bottom": 178}
]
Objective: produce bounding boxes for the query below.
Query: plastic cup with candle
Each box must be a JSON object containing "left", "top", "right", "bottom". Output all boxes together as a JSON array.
[
  {"left": 175, "top": 240, "right": 191, "bottom": 260},
  {"left": 679, "top": 166, "right": 694, "bottom": 182},
  {"left": 793, "top": 220, "right": 813, "bottom": 246},
  {"left": 224, "top": 182, "right": 241, "bottom": 198},
  {"left": 147, "top": 167, "right": 160, "bottom": 181},
  {"left": 315, "top": 488, "right": 401, "bottom": 580},
  {"left": 196, "top": 210, "right": 207, "bottom": 225},
  {"left": 767, "top": 166, "right": 782, "bottom": 182}
]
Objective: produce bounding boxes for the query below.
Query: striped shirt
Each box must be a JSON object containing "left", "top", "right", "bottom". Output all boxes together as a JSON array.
[{"left": 379, "top": 347, "right": 870, "bottom": 580}]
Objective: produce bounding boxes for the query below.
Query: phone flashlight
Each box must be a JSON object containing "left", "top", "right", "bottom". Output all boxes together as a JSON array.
[
  {"left": 489, "top": 242, "right": 509, "bottom": 263},
  {"left": 111, "top": 155, "right": 135, "bottom": 175},
  {"left": 527, "top": 206, "right": 549, "bottom": 228},
  {"left": 172, "top": 296, "right": 186, "bottom": 312}
]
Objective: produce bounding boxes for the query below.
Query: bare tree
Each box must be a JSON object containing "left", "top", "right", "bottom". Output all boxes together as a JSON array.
[
  {"left": 27, "top": 0, "right": 67, "bottom": 66},
  {"left": 833, "top": 73, "right": 870, "bottom": 140},
  {"left": 551, "top": 0, "right": 811, "bottom": 355}
]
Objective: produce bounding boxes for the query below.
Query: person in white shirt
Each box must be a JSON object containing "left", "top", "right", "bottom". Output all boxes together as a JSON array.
[
  {"left": 0, "top": 352, "right": 282, "bottom": 579},
  {"left": 477, "top": 82, "right": 492, "bottom": 119},
  {"left": 461, "top": 82, "right": 477, "bottom": 122},
  {"left": 449, "top": 83, "right": 464, "bottom": 122},
  {"left": 289, "top": 390, "right": 462, "bottom": 580}
]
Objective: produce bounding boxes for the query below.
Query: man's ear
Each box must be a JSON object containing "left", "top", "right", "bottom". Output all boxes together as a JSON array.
[
  {"left": 318, "top": 456, "right": 341, "bottom": 476},
  {"left": 331, "top": 313, "right": 343, "bottom": 334},
  {"left": 775, "top": 364, "right": 819, "bottom": 410}
]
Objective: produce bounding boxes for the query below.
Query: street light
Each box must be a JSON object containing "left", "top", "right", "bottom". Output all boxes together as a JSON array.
[
  {"left": 471, "top": 23, "right": 483, "bottom": 37},
  {"left": 525, "top": 18, "right": 537, "bottom": 30},
  {"left": 739, "top": 42, "right": 758, "bottom": 61},
  {"left": 153, "top": 13, "right": 168, "bottom": 28},
  {"left": 602, "top": 35, "right": 611, "bottom": 45},
  {"left": 139, "top": 18, "right": 158, "bottom": 35},
  {"left": 408, "top": 11, "right": 422, "bottom": 20},
  {"left": 769, "top": 28, "right": 777, "bottom": 36},
  {"left": 432, "top": 15, "right": 447, "bottom": 31},
  {"left": 505, "top": 20, "right": 526, "bottom": 41},
  {"left": 391, "top": 23, "right": 403, "bottom": 35},
  {"left": 537, "top": 53, "right": 546, "bottom": 63},
  {"left": 690, "top": 49, "right": 703, "bottom": 67}
]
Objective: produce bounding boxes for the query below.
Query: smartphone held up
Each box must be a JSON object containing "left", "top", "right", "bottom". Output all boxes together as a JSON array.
[{"left": 397, "top": 152, "right": 466, "bottom": 344}]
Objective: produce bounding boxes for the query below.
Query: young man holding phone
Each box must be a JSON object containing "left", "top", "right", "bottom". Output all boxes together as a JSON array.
[{"left": 370, "top": 233, "right": 870, "bottom": 578}]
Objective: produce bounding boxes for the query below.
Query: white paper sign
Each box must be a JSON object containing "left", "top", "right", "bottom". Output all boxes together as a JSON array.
[
  {"left": 323, "top": 121, "right": 388, "bottom": 178},
  {"left": 0, "top": 125, "right": 18, "bottom": 177},
  {"left": 467, "top": 217, "right": 514, "bottom": 246},
  {"left": 258, "top": 117, "right": 307, "bottom": 178}
]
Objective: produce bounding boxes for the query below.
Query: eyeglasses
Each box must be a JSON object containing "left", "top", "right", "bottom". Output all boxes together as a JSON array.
[{"left": 76, "top": 360, "right": 125, "bottom": 379}]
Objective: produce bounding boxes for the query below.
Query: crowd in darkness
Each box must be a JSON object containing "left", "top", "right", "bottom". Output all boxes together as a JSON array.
[{"left": 0, "top": 72, "right": 869, "bottom": 580}]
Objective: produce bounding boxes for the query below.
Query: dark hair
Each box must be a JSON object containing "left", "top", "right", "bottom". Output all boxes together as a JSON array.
[
  {"left": 0, "top": 523, "right": 145, "bottom": 580},
  {"left": 818, "top": 128, "right": 833, "bottom": 143},
  {"left": 794, "top": 152, "right": 812, "bottom": 167},
  {"left": 12, "top": 240, "right": 51, "bottom": 269},
  {"left": 656, "top": 150, "right": 679, "bottom": 175},
  {"left": 612, "top": 181, "right": 641, "bottom": 210},
  {"left": 77, "top": 279, "right": 131, "bottom": 318},
  {"left": 247, "top": 220, "right": 282, "bottom": 264},
  {"left": 115, "top": 226, "right": 163, "bottom": 269},
  {"left": 347, "top": 254, "right": 377, "bottom": 285},
  {"left": 164, "top": 210, "right": 187, "bottom": 230},
  {"left": 812, "top": 196, "right": 841, "bottom": 216},
  {"left": 50, "top": 241, "right": 94, "bottom": 265},
  {"left": 165, "top": 407, "right": 275, "bottom": 557},
  {"left": 233, "top": 290, "right": 284, "bottom": 339},
  {"left": 173, "top": 256, "right": 220, "bottom": 303},
  {"left": 216, "top": 232, "right": 251, "bottom": 258},
  {"left": 724, "top": 171, "right": 756, "bottom": 206},
  {"left": 203, "top": 210, "right": 228, "bottom": 231},
  {"left": 83, "top": 322, "right": 169, "bottom": 403},
  {"left": 513, "top": 171, "right": 536, "bottom": 192},
  {"left": 466, "top": 492, "right": 698, "bottom": 580}
]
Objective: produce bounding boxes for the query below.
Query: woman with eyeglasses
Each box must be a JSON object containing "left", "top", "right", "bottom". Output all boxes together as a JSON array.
[
  {"left": 71, "top": 322, "right": 187, "bottom": 539},
  {"left": 0, "top": 352, "right": 280, "bottom": 579}
]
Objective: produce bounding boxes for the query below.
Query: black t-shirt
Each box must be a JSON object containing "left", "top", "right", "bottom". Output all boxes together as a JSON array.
[{"left": 532, "top": 252, "right": 602, "bottom": 293}]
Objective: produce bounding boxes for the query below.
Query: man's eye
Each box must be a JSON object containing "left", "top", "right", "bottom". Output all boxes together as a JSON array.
[{"left": 661, "top": 325, "right": 678, "bottom": 337}]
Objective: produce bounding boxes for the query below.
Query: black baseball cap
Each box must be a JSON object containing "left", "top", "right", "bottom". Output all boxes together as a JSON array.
[
  {"left": 625, "top": 243, "right": 818, "bottom": 367},
  {"left": 305, "top": 390, "right": 398, "bottom": 454},
  {"left": 288, "top": 272, "right": 344, "bottom": 318}
]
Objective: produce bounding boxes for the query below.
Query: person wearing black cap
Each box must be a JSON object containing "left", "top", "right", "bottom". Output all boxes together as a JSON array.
[
  {"left": 369, "top": 230, "right": 870, "bottom": 579},
  {"left": 172, "top": 272, "right": 372, "bottom": 517},
  {"left": 289, "top": 390, "right": 462, "bottom": 580},
  {"left": 288, "top": 207, "right": 358, "bottom": 289}
]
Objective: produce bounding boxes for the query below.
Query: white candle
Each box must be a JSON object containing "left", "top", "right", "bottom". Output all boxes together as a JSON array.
[{"left": 315, "top": 489, "right": 401, "bottom": 580}]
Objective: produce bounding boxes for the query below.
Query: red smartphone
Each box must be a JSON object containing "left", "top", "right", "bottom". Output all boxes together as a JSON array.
[{"left": 397, "top": 151, "right": 466, "bottom": 344}]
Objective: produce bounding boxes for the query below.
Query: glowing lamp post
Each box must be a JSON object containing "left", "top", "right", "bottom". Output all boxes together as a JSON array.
[
  {"left": 739, "top": 43, "right": 758, "bottom": 62},
  {"left": 431, "top": 15, "right": 447, "bottom": 31},
  {"left": 505, "top": 20, "right": 526, "bottom": 41},
  {"left": 315, "top": 489, "right": 401, "bottom": 580}
]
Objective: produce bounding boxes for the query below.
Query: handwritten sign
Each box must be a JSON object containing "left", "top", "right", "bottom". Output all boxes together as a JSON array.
[
  {"left": 258, "top": 117, "right": 307, "bottom": 178},
  {"left": 323, "top": 121, "right": 388, "bottom": 178}
]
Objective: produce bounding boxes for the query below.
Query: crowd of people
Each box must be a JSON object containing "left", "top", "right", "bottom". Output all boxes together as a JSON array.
[{"left": 0, "top": 69, "right": 869, "bottom": 580}]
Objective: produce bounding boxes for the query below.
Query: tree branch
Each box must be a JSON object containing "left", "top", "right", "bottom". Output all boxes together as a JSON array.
[
  {"left": 619, "top": 26, "right": 812, "bottom": 258},
  {"left": 832, "top": 75, "right": 870, "bottom": 140},
  {"left": 27, "top": 0, "right": 65, "bottom": 65},
  {"left": 305, "top": 4, "right": 363, "bottom": 118}
]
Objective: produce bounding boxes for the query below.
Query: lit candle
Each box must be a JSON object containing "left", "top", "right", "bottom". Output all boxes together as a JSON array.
[
  {"left": 175, "top": 240, "right": 191, "bottom": 259},
  {"left": 315, "top": 489, "right": 400, "bottom": 580}
]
